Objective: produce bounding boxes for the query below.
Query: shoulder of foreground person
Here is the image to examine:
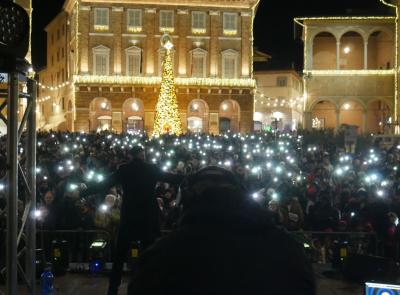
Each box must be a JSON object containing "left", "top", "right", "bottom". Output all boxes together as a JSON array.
[{"left": 128, "top": 224, "right": 316, "bottom": 295}]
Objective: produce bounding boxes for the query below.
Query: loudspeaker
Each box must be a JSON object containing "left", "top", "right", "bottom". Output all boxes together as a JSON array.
[{"left": 343, "top": 254, "right": 398, "bottom": 282}]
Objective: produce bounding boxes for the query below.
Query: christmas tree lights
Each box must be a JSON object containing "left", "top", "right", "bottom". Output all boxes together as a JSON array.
[{"left": 153, "top": 35, "right": 182, "bottom": 136}]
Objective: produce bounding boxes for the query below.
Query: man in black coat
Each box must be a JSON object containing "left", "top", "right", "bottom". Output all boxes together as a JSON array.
[
  {"left": 128, "top": 166, "right": 316, "bottom": 295},
  {"left": 84, "top": 146, "right": 182, "bottom": 295}
]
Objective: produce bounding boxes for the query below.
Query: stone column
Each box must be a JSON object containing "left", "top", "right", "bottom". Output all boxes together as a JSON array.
[
  {"left": 336, "top": 41, "right": 341, "bottom": 70},
  {"left": 209, "top": 10, "right": 220, "bottom": 77},
  {"left": 241, "top": 12, "right": 251, "bottom": 77},
  {"left": 303, "top": 111, "right": 312, "bottom": 131},
  {"left": 79, "top": 5, "right": 90, "bottom": 74},
  {"left": 145, "top": 8, "right": 156, "bottom": 76},
  {"left": 335, "top": 110, "right": 340, "bottom": 132},
  {"left": 363, "top": 110, "right": 368, "bottom": 133},
  {"left": 112, "top": 7, "right": 123, "bottom": 75},
  {"left": 364, "top": 41, "right": 368, "bottom": 70},
  {"left": 177, "top": 9, "right": 189, "bottom": 77}
]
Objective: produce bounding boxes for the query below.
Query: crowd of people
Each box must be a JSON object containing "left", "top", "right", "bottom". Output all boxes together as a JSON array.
[{"left": 0, "top": 129, "right": 400, "bottom": 258}]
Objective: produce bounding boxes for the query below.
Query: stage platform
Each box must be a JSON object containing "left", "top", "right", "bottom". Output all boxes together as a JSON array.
[{"left": 0, "top": 265, "right": 363, "bottom": 295}]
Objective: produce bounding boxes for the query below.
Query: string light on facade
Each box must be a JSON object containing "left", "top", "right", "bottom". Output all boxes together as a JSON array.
[{"left": 153, "top": 34, "right": 182, "bottom": 137}]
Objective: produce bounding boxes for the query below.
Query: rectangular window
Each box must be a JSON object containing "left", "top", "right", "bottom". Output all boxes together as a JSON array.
[
  {"left": 94, "top": 8, "right": 109, "bottom": 30},
  {"left": 192, "top": 11, "right": 206, "bottom": 34},
  {"left": 94, "top": 53, "right": 108, "bottom": 75},
  {"left": 160, "top": 10, "right": 174, "bottom": 32},
  {"left": 127, "top": 53, "right": 141, "bottom": 76},
  {"left": 192, "top": 54, "right": 205, "bottom": 77},
  {"left": 277, "top": 76, "right": 287, "bottom": 87},
  {"left": 223, "top": 13, "right": 238, "bottom": 35},
  {"left": 222, "top": 56, "right": 236, "bottom": 78},
  {"left": 127, "top": 9, "right": 142, "bottom": 32}
]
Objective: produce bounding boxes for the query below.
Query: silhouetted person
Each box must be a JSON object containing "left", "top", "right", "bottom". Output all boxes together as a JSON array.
[
  {"left": 128, "top": 166, "right": 315, "bottom": 295},
  {"left": 84, "top": 146, "right": 182, "bottom": 295}
]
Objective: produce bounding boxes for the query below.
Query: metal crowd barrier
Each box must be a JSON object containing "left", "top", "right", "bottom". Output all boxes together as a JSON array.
[
  {"left": 36, "top": 230, "right": 113, "bottom": 263},
  {"left": 291, "top": 231, "right": 380, "bottom": 265}
]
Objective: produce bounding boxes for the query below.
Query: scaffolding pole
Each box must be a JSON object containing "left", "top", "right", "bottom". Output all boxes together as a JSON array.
[{"left": 1, "top": 71, "right": 37, "bottom": 294}]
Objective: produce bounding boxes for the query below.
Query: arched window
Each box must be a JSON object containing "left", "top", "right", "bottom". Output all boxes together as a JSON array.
[
  {"left": 125, "top": 46, "right": 142, "bottom": 76},
  {"left": 93, "top": 45, "right": 110, "bottom": 75},
  {"left": 221, "top": 49, "right": 238, "bottom": 78}
]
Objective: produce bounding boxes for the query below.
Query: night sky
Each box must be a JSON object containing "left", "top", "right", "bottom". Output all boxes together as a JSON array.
[{"left": 32, "top": 0, "right": 392, "bottom": 70}]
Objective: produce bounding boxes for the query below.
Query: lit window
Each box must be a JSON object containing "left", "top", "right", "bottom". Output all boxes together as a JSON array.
[
  {"left": 276, "top": 76, "right": 287, "bottom": 87},
  {"left": 221, "top": 49, "right": 238, "bottom": 78},
  {"left": 93, "top": 45, "right": 110, "bottom": 75},
  {"left": 191, "top": 49, "right": 207, "bottom": 77},
  {"left": 94, "top": 8, "right": 109, "bottom": 30},
  {"left": 192, "top": 11, "right": 206, "bottom": 34},
  {"left": 127, "top": 9, "right": 142, "bottom": 32},
  {"left": 126, "top": 46, "right": 142, "bottom": 76},
  {"left": 223, "top": 13, "right": 237, "bottom": 35},
  {"left": 160, "top": 10, "right": 174, "bottom": 32}
]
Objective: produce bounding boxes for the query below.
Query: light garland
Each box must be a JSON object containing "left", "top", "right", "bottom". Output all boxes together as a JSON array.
[
  {"left": 294, "top": 16, "right": 395, "bottom": 21},
  {"left": 153, "top": 42, "right": 182, "bottom": 136},
  {"left": 305, "top": 69, "right": 395, "bottom": 76},
  {"left": 72, "top": 75, "right": 256, "bottom": 87}
]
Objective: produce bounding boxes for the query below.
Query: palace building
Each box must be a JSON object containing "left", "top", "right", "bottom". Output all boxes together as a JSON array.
[
  {"left": 38, "top": 0, "right": 260, "bottom": 134},
  {"left": 295, "top": 15, "right": 396, "bottom": 134}
]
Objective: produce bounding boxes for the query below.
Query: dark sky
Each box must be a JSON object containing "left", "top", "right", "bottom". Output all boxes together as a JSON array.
[{"left": 32, "top": 0, "right": 392, "bottom": 70}]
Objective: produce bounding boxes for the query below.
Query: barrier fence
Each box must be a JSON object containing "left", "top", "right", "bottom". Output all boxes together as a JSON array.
[{"left": 0, "top": 228, "right": 385, "bottom": 268}]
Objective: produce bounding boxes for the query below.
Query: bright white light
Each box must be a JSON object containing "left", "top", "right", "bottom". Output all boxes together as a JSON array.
[
  {"left": 132, "top": 102, "right": 139, "bottom": 111},
  {"left": 164, "top": 41, "right": 173, "bottom": 50},
  {"left": 224, "top": 160, "right": 231, "bottom": 167},
  {"left": 70, "top": 184, "right": 78, "bottom": 191},
  {"left": 335, "top": 168, "right": 343, "bottom": 176},
  {"left": 275, "top": 166, "right": 283, "bottom": 174},
  {"left": 377, "top": 190, "right": 384, "bottom": 197},
  {"left": 272, "top": 111, "right": 283, "bottom": 120},
  {"left": 343, "top": 46, "right": 351, "bottom": 54},
  {"left": 252, "top": 193, "right": 259, "bottom": 200},
  {"left": 192, "top": 103, "right": 199, "bottom": 110},
  {"left": 351, "top": 212, "right": 355, "bottom": 217},
  {"left": 100, "top": 204, "right": 108, "bottom": 212},
  {"left": 33, "top": 209, "right": 42, "bottom": 218},
  {"left": 97, "top": 174, "right": 104, "bottom": 182},
  {"left": 100, "top": 102, "right": 107, "bottom": 109},
  {"left": 222, "top": 104, "right": 228, "bottom": 111},
  {"left": 0, "top": 183, "right": 4, "bottom": 191},
  {"left": 272, "top": 193, "right": 278, "bottom": 200}
]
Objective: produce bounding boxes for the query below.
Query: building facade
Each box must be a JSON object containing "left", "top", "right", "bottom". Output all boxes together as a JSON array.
[
  {"left": 296, "top": 16, "right": 396, "bottom": 134},
  {"left": 38, "top": 0, "right": 260, "bottom": 134},
  {"left": 254, "top": 70, "right": 303, "bottom": 131}
]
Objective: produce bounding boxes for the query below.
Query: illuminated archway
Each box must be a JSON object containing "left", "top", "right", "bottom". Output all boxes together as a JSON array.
[
  {"left": 187, "top": 99, "right": 209, "bottom": 133},
  {"left": 367, "top": 30, "right": 394, "bottom": 70},
  {"left": 89, "top": 97, "right": 112, "bottom": 132},
  {"left": 122, "top": 98, "right": 144, "bottom": 133},
  {"left": 219, "top": 99, "right": 240, "bottom": 133},
  {"left": 312, "top": 31, "right": 337, "bottom": 70},
  {"left": 311, "top": 100, "right": 337, "bottom": 130},
  {"left": 339, "top": 101, "right": 365, "bottom": 133},
  {"left": 339, "top": 31, "right": 364, "bottom": 70}
]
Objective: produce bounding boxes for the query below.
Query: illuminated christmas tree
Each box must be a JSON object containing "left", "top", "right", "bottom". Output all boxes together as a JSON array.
[{"left": 153, "top": 34, "right": 182, "bottom": 136}]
